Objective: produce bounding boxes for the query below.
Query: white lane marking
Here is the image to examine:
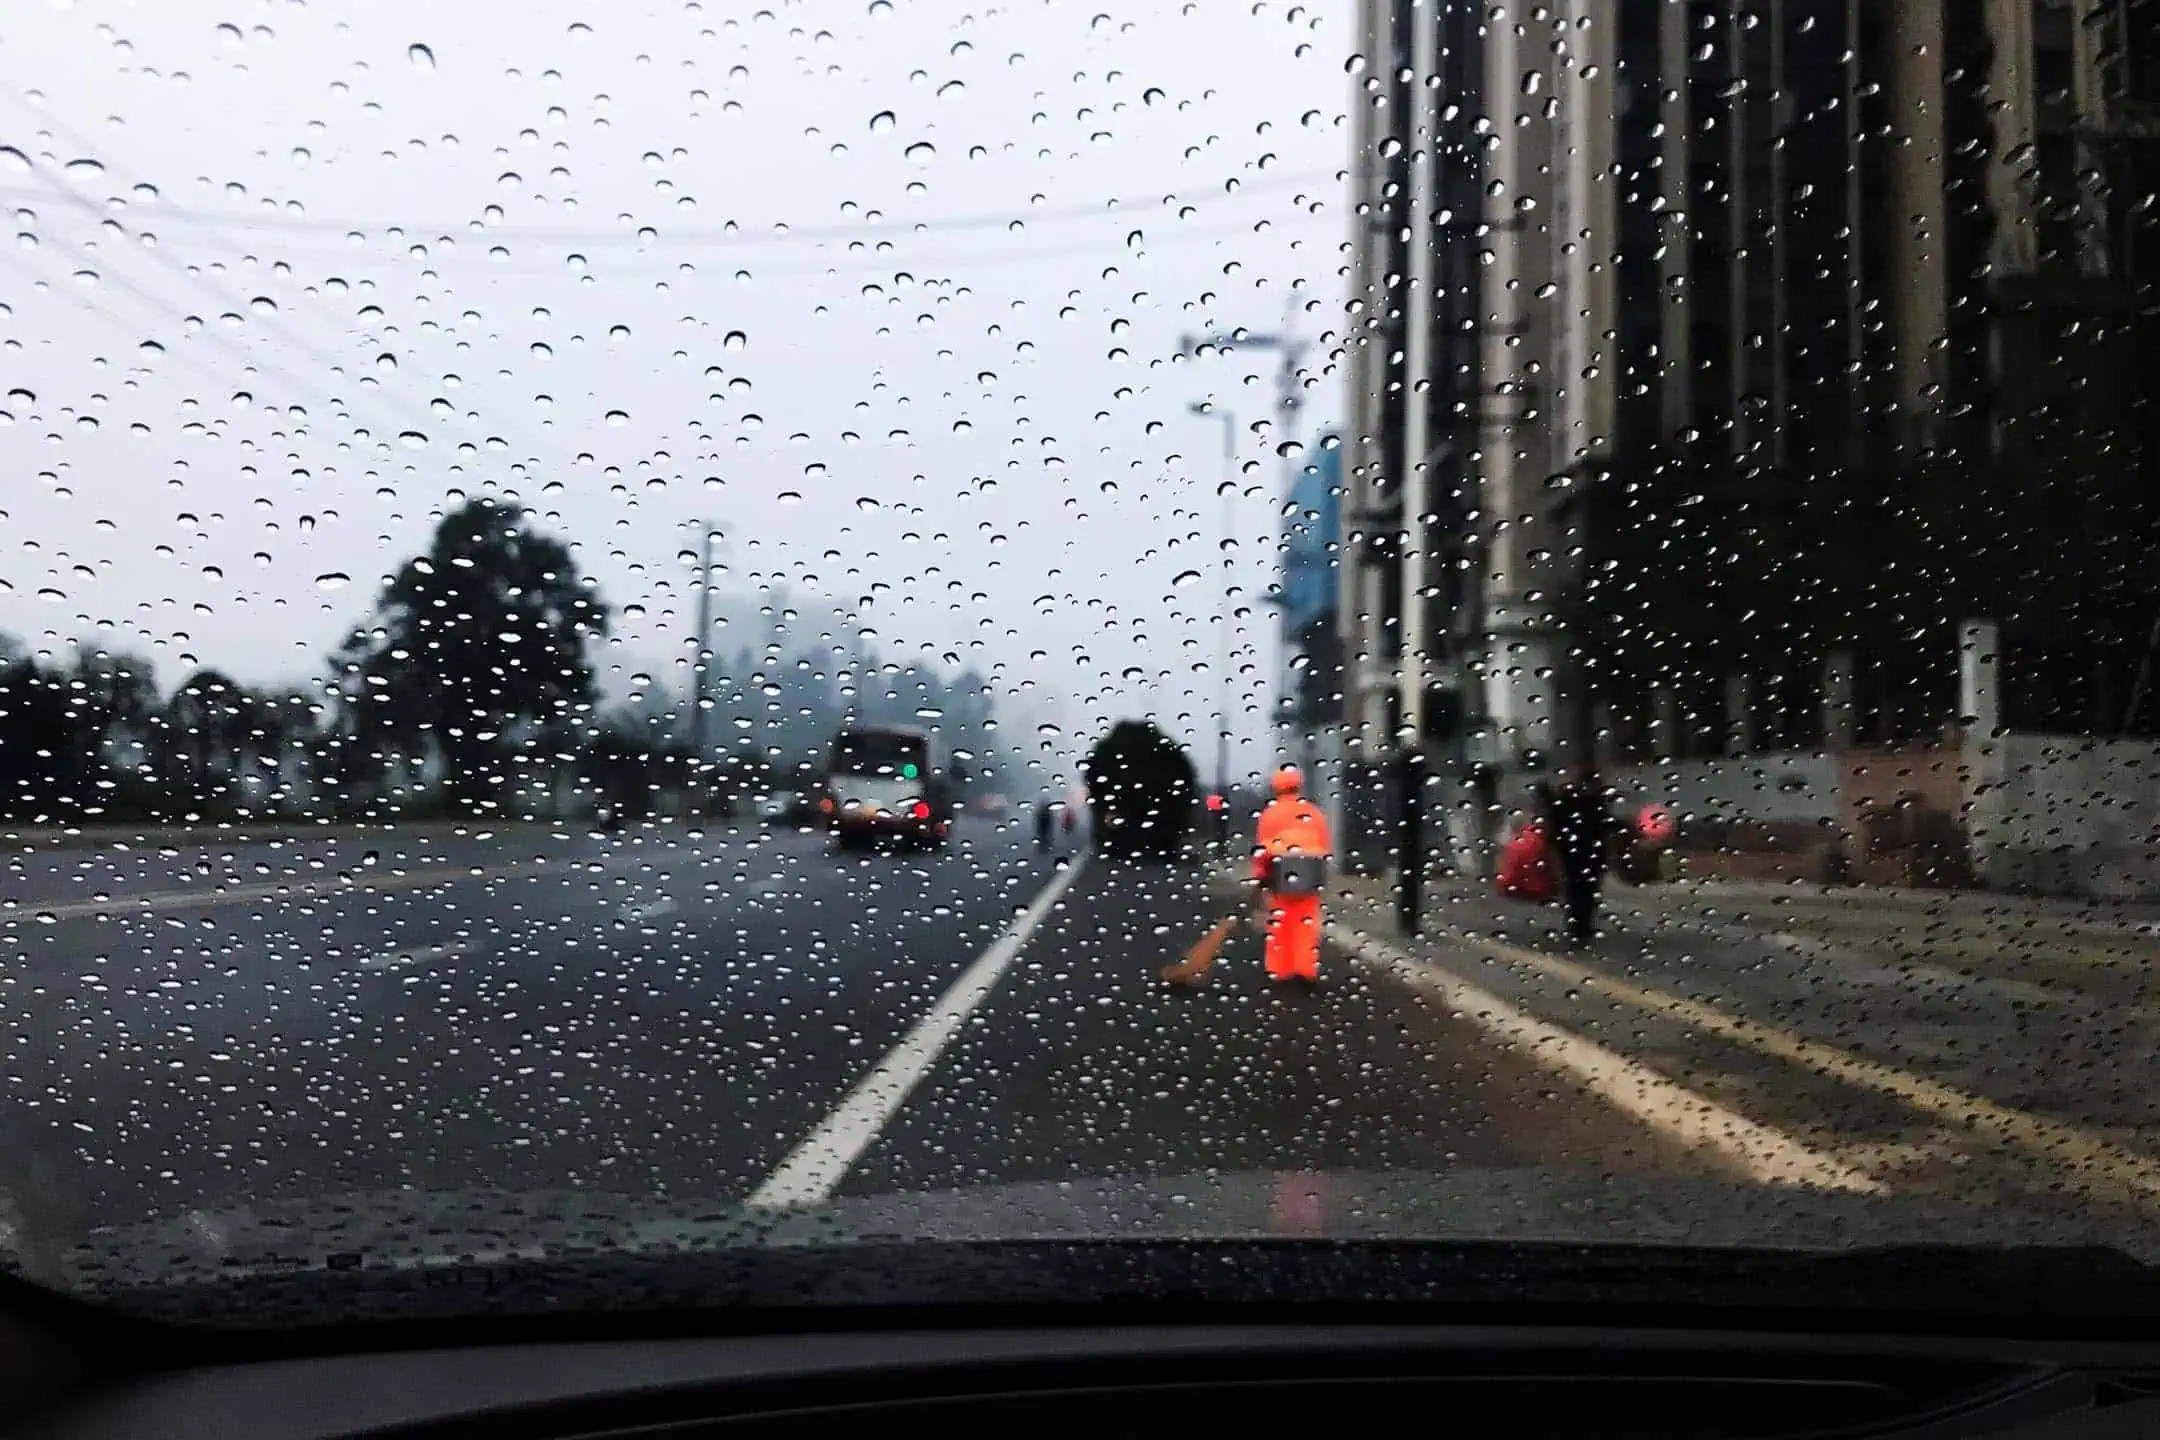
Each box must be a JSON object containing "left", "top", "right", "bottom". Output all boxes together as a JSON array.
[
  {"left": 1349, "top": 915, "right": 2160, "bottom": 1211},
  {"left": 186, "top": 1210, "right": 229, "bottom": 1254},
  {"left": 623, "top": 897, "right": 678, "bottom": 924},
  {"left": 7, "top": 857, "right": 559, "bottom": 923},
  {"left": 1331, "top": 925, "right": 1883, "bottom": 1195},
  {"left": 1754, "top": 928, "right": 2066, "bottom": 1008},
  {"left": 358, "top": 941, "right": 472, "bottom": 972},
  {"left": 747, "top": 856, "right": 1088, "bottom": 1209}
]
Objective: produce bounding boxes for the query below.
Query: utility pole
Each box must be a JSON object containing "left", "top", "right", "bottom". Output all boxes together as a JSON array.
[
  {"left": 1178, "top": 314, "right": 1312, "bottom": 799},
  {"left": 1271, "top": 289, "right": 1314, "bottom": 781},
  {"left": 1186, "top": 402, "right": 1236, "bottom": 829},
  {"left": 1392, "top": 0, "right": 1444, "bottom": 936},
  {"left": 685, "top": 520, "right": 719, "bottom": 812}
]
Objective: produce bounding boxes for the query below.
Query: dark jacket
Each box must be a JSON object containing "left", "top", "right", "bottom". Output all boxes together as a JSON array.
[{"left": 1547, "top": 781, "right": 1610, "bottom": 878}]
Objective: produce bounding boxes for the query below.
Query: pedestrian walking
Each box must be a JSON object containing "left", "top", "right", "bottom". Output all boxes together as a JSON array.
[{"left": 1547, "top": 769, "right": 1610, "bottom": 946}]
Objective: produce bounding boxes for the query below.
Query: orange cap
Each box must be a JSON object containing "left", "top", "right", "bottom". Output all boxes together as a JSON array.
[{"left": 1271, "top": 766, "right": 1303, "bottom": 796}]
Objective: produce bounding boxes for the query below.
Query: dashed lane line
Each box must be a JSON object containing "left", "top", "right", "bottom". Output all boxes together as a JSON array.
[
  {"left": 3, "top": 856, "right": 563, "bottom": 923},
  {"left": 1343, "top": 916, "right": 2160, "bottom": 1212},
  {"left": 1330, "top": 926, "right": 1882, "bottom": 1195},
  {"left": 747, "top": 856, "right": 1089, "bottom": 1209},
  {"left": 357, "top": 941, "right": 474, "bottom": 973}
]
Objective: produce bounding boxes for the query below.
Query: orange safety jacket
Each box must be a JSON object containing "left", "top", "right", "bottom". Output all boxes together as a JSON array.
[{"left": 1252, "top": 795, "right": 1334, "bottom": 894}]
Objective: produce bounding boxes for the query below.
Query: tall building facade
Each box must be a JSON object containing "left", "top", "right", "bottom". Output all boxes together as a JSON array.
[
  {"left": 1339, "top": 0, "right": 2160, "bottom": 834},
  {"left": 1281, "top": 432, "right": 1344, "bottom": 729}
]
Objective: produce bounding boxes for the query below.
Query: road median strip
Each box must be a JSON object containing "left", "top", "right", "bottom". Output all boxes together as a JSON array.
[{"left": 1339, "top": 910, "right": 2160, "bottom": 1212}]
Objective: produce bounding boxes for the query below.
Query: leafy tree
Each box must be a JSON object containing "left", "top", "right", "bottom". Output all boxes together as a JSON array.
[
  {"left": 162, "top": 668, "right": 250, "bottom": 812},
  {"left": 75, "top": 649, "right": 160, "bottom": 743},
  {"left": 0, "top": 656, "right": 99, "bottom": 820},
  {"left": 234, "top": 687, "right": 322, "bottom": 815},
  {"left": 584, "top": 707, "right": 690, "bottom": 820},
  {"left": 333, "top": 498, "right": 611, "bottom": 809},
  {"left": 66, "top": 649, "right": 163, "bottom": 817}
]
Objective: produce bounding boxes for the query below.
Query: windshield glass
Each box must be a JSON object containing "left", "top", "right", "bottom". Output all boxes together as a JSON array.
[{"left": 3, "top": 0, "right": 2160, "bottom": 1328}]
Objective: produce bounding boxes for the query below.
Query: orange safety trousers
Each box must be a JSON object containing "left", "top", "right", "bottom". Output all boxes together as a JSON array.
[{"left": 1263, "top": 893, "right": 1322, "bottom": 980}]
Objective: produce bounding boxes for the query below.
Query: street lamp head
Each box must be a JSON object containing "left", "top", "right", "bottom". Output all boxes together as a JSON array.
[{"left": 1187, "top": 400, "right": 1211, "bottom": 417}]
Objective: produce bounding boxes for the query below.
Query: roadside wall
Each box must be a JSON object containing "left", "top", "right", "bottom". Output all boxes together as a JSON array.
[
  {"left": 1601, "top": 754, "right": 1837, "bottom": 884},
  {"left": 1980, "top": 734, "right": 2160, "bottom": 901},
  {"left": 1604, "top": 748, "right": 1974, "bottom": 888},
  {"left": 1604, "top": 753, "right": 1836, "bottom": 828}
]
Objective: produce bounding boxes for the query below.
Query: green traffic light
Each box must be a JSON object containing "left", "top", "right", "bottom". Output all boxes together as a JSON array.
[{"left": 902, "top": 763, "right": 919, "bottom": 779}]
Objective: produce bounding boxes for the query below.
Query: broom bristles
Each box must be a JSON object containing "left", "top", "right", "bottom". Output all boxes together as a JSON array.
[{"left": 1161, "top": 914, "right": 1240, "bottom": 985}]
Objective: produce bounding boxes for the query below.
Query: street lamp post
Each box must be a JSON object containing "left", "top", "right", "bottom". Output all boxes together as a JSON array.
[
  {"left": 1177, "top": 313, "right": 1308, "bottom": 841},
  {"left": 1187, "top": 402, "right": 1236, "bottom": 821},
  {"left": 684, "top": 520, "right": 721, "bottom": 812}
]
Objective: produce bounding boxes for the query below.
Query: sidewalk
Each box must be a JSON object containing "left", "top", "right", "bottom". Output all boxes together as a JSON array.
[
  {"left": 1666, "top": 874, "right": 2160, "bottom": 930},
  {"left": 1324, "top": 871, "right": 2160, "bottom": 1231}
]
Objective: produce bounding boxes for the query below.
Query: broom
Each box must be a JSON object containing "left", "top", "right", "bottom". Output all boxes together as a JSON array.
[{"left": 1160, "top": 910, "right": 1248, "bottom": 986}]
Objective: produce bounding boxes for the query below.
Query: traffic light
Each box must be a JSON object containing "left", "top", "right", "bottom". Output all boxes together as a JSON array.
[
  {"left": 1205, "top": 793, "right": 1225, "bottom": 812},
  {"left": 902, "top": 763, "right": 919, "bottom": 780}
]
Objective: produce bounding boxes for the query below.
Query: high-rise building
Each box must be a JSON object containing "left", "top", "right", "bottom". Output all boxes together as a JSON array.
[
  {"left": 1342, "top": 0, "right": 2160, "bottom": 832},
  {"left": 1281, "top": 433, "right": 1345, "bottom": 731}
]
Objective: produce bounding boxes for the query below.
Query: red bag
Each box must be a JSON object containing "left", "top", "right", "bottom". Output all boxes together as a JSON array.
[{"left": 1497, "top": 820, "right": 1558, "bottom": 903}]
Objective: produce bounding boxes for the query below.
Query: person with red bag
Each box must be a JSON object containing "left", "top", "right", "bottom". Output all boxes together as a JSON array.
[{"left": 1496, "top": 810, "right": 1559, "bottom": 904}]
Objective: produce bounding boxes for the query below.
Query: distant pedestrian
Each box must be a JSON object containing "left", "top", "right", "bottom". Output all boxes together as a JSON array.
[
  {"left": 1546, "top": 769, "right": 1611, "bottom": 945},
  {"left": 1034, "top": 800, "right": 1053, "bottom": 852}
]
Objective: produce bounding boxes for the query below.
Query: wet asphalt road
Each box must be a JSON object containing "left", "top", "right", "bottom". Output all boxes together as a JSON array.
[
  {"left": 13, "top": 820, "right": 2155, "bottom": 1262},
  {"left": 0, "top": 820, "right": 1696, "bottom": 1240}
]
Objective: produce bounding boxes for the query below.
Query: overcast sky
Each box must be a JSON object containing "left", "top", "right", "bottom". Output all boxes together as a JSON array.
[{"left": 0, "top": 0, "right": 1345, "bottom": 782}]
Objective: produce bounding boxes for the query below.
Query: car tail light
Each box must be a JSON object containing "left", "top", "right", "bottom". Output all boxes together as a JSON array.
[
  {"left": 911, "top": 801, "right": 931, "bottom": 820},
  {"left": 819, "top": 797, "right": 835, "bottom": 814}
]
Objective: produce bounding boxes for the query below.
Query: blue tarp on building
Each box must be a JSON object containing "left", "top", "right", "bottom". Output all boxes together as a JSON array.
[{"left": 1280, "top": 434, "right": 1341, "bottom": 636}]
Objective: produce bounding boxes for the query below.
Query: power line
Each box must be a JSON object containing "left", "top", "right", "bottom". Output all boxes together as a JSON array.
[
  {"left": 0, "top": 167, "right": 1339, "bottom": 249},
  {"left": 137, "top": 209, "right": 1332, "bottom": 281},
  {"left": 0, "top": 82, "right": 579, "bottom": 469},
  {"left": 1, "top": 219, "right": 387, "bottom": 439},
  {"left": 0, "top": 244, "right": 257, "bottom": 413}
]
